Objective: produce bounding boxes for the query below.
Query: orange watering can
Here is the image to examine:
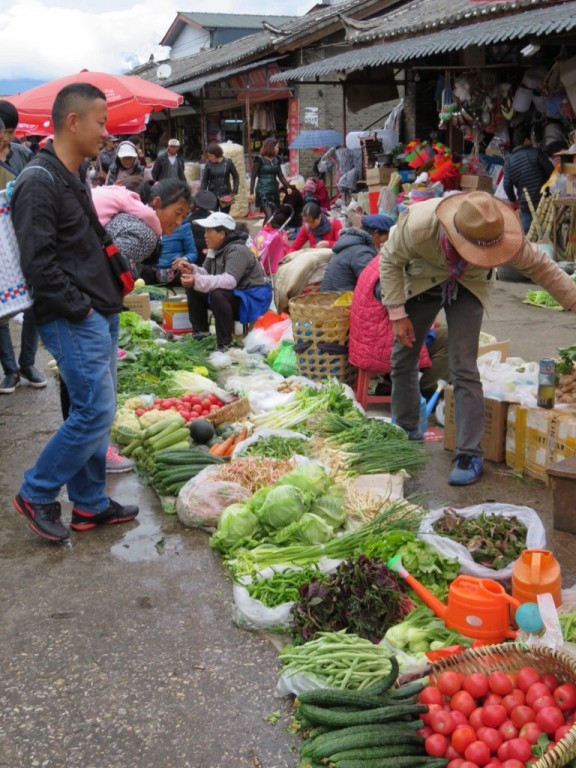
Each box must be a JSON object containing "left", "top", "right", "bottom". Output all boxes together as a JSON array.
[{"left": 388, "top": 555, "right": 521, "bottom": 644}]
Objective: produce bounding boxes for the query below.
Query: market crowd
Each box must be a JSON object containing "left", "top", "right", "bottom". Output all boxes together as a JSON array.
[{"left": 2, "top": 82, "right": 576, "bottom": 545}]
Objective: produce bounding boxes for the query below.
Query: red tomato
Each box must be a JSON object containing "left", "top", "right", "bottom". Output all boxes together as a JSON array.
[
  {"left": 201, "top": 398, "right": 212, "bottom": 408},
  {"left": 484, "top": 694, "right": 504, "bottom": 707},
  {"left": 519, "top": 721, "right": 542, "bottom": 745},
  {"left": 516, "top": 666, "right": 541, "bottom": 693},
  {"left": 485, "top": 763, "right": 502, "bottom": 768},
  {"left": 430, "top": 709, "right": 457, "bottom": 736},
  {"left": 498, "top": 721, "right": 519, "bottom": 742},
  {"left": 506, "top": 737, "right": 532, "bottom": 763},
  {"left": 189, "top": 395, "right": 202, "bottom": 405},
  {"left": 497, "top": 742, "right": 510, "bottom": 762},
  {"left": 500, "top": 760, "right": 525, "bottom": 768},
  {"left": 445, "top": 745, "right": 463, "bottom": 761},
  {"left": 419, "top": 687, "right": 444, "bottom": 707},
  {"left": 553, "top": 682, "right": 576, "bottom": 711},
  {"left": 555, "top": 723, "right": 573, "bottom": 742},
  {"left": 510, "top": 705, "right": 537, "bottom": 729},
  {"left": 502, "top": 690, "right": 526, "bottom": 714},
  {"left": 541, "top": 673, "right": 559, "bottom": 693},
  {"left": 488, "top": 672, "right": 513, "bottom": 697},
  {"left": 438, "top": 671, "right": 463, "bottom": 697},
  {"left": 448, "top": 760, "right": 466, "bottom": 768},
  {"left": 135, "top": 408, "right": 147, "bottom": 417},
  {"left": 460, "top": 762, "right": 482, "bottom": 768},
  {"left": 209, "top": 404, "right": 220, "bottom": 412},
  {"left": 187, "top": 413, "right": 199, "bottom": 420},
  {"left": 482, "top": 705, "right": 508, "bottom": 729},
  {"left": 469, "top": 708, "right": 485, "bottom": 732},
  {"left": 451, "top": 711, "right": 470, "bottom": 726},
  {"left": 418, "top": 726, "right": 433, "bottom": 739},
  {"left": 207, "top": 393, "right": 220, "bottom": 404},
  {"left": 451, "top": 725, "right": 478, "bottom": 754},
  {"left": 463, "top": 674, "right": 490, "bottom": 700},
  {"left": 420, "top": 703, "right": 444, "bottom": 726},
  {"left": 451, "top": 691, "right": 477, "bottom": 718},
  {"left": 191, "top": 404, "right": 203, "bottom": 414},
  {"left": 526, "top": 682, "right": 552, "bottom": 708},
  {"left": 477, "top": 726, "right": 503, "bottom": 754},
  {"left": 533, "top": 695, "right": 557, "bottom": 713},
  {"left": 426, "top": 733, "right": 449, "bottom": 757},
  {"left": 536, "top": 706, "right": 565, "bottom": 735},
  {"left": 465, "top": 740, "right": 491, "bottom": 767}
]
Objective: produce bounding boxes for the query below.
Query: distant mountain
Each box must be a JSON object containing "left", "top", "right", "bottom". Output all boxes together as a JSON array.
[{"left": 0, "top": 78, "right": 47, "bottom": 96}]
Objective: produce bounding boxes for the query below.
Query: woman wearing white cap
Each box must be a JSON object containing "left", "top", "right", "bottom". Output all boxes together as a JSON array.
[
  {"left": 105, "top": 141, "right": 145, "bottom": 185},
  {"left": 176, "top": 212, "right": 271, "bottom": 350},
  {"left": 380, "top": 191, "right": 576, "bottom": 486}
]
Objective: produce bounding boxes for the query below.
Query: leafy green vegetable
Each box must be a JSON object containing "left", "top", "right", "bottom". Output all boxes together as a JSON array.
[
  {"left": 383, "top": 606, "right": 472, "bottom": 655},
  {"left": 525, "top": 290, "right": 561, "bottom": 308},
  {"left": 280, "top": 463, "right": 332, "bottom": 496},
  {"left": 293, "top": 512, "right": 334, "bottom": 545},
  {"left": 118, "top": 311, "right": 153, "bottom": 349},
  {"left": 210, "top": 503, "right": 259, "bottom": 554},
  {"left": 246, "top": 566, "right": 326, "bottom": 608},
  {"left": 291, "top": 555, "right": 414, "bottom": 644},
  {"left": 310, "top": 490, "right": 346, "bottom": 529},
  {"left": 243, "top": 435, "right": 309, "bottom": 459},
  {"left": 256, "top": 485, "right": 307, "bottom": 531},
  {"left": 557, "top": 344, "right": 576, "bottom": 375}
]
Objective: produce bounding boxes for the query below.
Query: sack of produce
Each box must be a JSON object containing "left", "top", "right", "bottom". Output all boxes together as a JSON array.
[
  {"left": 176, "top": 467, "right": 251, "bottom": 529},
  {"left": 418, "top": 503, "right": 546, "bottom": 580}
]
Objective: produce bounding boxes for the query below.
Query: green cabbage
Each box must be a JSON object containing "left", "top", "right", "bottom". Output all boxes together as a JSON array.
[
  {"left": 210, "top": 503, "right": 258, "bottom": 554},
  {"left": 310, "top": 491, "right": 346, "bottom": 530},
  {"left": 255, "top": 485, "right": 307, "bottom": 531},
  {"left": 293, "top": 512, "right": 335, "bottom": 545},
  {"left": 279, "top": 463, "right": 332, "bottom": 496}
]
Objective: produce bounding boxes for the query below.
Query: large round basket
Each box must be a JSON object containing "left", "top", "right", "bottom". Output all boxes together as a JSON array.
[
  {"left": 429, "top": 643, "right": 576, "bottom": 768},
  {"left": 204, "top": 397, "right": 250, "bottom": 426},
  {"left": 289, "top": 292, "right": 354, "bottom": 385}
]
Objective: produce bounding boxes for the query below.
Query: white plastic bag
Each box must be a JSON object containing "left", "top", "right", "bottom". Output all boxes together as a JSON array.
[
  {"left": 233, "top": 583, "right": 295, "bottom": 632},
  {"left": 476, "top": 353, "right": 539, "bottom": 405},
  {"left": 176, "top": 466, "right": 251, "bottom": 529},
  {"left": 418, "top": 503, "right": 546, "bottom": 581}
]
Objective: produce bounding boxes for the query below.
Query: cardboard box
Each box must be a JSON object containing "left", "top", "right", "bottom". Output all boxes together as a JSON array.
[
  {"left": 123, "top": 293, "right": 151, "bottom": 320},
  {"left": 478, "top": 339, "right": 510, "bottom": 360},
  {"left": 366, "top": 167, "right": 392, "bottom": 186},
  {"left": 556, "top": 150, "right": 576, "bottom": 176},
  {"left": 443, "top": 386, "right": 509, "bottom": 462},
  {"left": 460, "top": 174, "right": 493, "bottom": 193},
  {"left": 505, "top": 404, "right": 576, "bottom": 484}
]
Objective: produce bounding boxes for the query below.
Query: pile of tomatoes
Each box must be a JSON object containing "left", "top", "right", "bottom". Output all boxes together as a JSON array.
[
  {"left": 418, "top": 665, "right": 576, "bottom": 768},
  {"left": 134, "top": 394, "right": 226, "bottom": 422}
]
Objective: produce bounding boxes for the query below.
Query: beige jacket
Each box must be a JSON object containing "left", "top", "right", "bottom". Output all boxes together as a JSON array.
[{"left": 379, "top": 197, "right": 576, "bottom": 315}]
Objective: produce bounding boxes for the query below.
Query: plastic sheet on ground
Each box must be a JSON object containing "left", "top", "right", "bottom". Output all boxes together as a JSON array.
[{"left": 418, "top": 503, "right": 546, "bottom": 581}]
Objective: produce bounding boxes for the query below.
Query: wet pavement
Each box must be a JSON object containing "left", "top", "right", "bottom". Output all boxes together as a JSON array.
[{"left": 0, "top": 279, "right": 575, "bottom": 767}]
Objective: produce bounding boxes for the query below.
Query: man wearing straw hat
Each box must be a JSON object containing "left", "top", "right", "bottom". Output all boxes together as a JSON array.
[{"left": 380, "top": 191, "right": 576, "bottom": 486}]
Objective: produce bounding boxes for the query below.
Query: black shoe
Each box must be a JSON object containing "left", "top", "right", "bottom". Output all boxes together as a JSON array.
[
  {"left": 70, "top": 498, "right": 139, "bottom": 531},
  {"left": 13, "top": 494, "right": 70, "bottom": 542},
  {"left": 192, "top": 332, "right": 209, "bottom": 341},
  {"left": 19, "top": 366, "right": 47, "bottom": 388},
  {"left": 0, "top": 372, "right": 20, "bottom": 394}
]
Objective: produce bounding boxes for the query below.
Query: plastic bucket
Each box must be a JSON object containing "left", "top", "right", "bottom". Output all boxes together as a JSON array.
[{"left": 162, "top": 297, "right": 192, "bottom": 334}]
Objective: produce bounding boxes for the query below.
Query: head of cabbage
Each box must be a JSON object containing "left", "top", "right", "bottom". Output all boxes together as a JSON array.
[
  {"left": 293, "top": 512, "right": 334, "bottom": 545},
  {"left": 209, "top": 503, "right": 258, "bottom": 554},
  {"left": 279, "top": 463, "right": 332, "bottom": 497},
  {"left": 255, "top": 485, "right": 307, "bottom": 531},
  {"left": 310, "top": 490, "right": 346, "bottom": 530}
]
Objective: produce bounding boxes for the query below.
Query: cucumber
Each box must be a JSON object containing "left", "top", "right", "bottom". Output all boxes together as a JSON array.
[
  {"left": 334, "top": 758, "right": 447, "bottom": 768},
  {"left": 298, "top": 702, "right": 427, "bottom": 728},
  {"left": 303, "top": 724, "right": 422, "bottom": 760},
  {"left": 387, "top": 679, "right": 428, "bottom": 699},
  {"left": 298, "top": 688, "right": 388, "bottom": 710},
  {"left": 329, "top": 743, "right": 427, "bottom": 761},
  {"left": 362, "top": 656, "right": 400, "bottom": 695}
]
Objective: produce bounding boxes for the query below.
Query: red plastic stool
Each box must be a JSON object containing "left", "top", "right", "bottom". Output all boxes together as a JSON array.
[{"left": 354, "top": 369, "right": 392, "bottom": 410}]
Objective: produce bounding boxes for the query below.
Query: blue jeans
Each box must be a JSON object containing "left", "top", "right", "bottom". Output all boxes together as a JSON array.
[
  {"left": 391, "top": 286, "right": 485, "bottom": 456},
  {"left": 21, "top": 311, "right": 119, "bottom": 512},
  {"left": 520, "top": 208, "right": 532, "bottom": 235},
  {"left": 0, "top": 308, "right": 39, "bottom": 375}
]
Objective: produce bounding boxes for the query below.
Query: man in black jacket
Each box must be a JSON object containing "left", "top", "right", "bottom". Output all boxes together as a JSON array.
[
  {"left": 503, "top": 127, "right": 554, "bottom": 233},
  {"left": 11, "top": 83, "right": 139, "bottom": 543},
  {"left": 152, "top": 138, "right": 186, "bottom": 182}
]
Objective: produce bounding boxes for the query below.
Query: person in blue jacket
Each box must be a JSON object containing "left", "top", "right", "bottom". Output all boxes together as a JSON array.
[{"left": 158, "top": 221, "right": 197, "bottom": 282}]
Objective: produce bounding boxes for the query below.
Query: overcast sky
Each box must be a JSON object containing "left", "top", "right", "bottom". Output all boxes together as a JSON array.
[{"left": 0, "top": 0, "right": 314, "bottom": 82}]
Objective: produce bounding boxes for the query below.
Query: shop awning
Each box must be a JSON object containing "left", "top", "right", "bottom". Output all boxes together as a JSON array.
[
  {"left": 172, "top": 56, "right": 286, "bottom": 93},
  {"left": 270, "top": 1, "right": 576, "bottom": 80}
]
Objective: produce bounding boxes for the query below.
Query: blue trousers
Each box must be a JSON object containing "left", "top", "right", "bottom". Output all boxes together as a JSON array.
[
  {"left": 0, "top": 307, "right": 38, "bottom": 375},
  {"left": 21, "top": 311, "right": 119, "bottom": 511}
]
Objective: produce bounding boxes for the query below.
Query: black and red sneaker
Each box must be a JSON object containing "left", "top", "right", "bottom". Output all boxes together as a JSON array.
[
  {"left": 13, "top": 494, "right": 70, "bottom": 542},
  {"left": 70, "top": 498, "right": 139, "bottom": 531}
]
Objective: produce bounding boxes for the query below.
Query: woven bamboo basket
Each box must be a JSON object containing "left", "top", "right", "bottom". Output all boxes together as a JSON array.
[
  {"left": 430, "top": 643, "right": 576, "bottom": 768},
  {"left": 204, "top": 396, "right": 250, "bottom": 426},
  {"left": 289, "top": 292, "right": 354, "bottom": 385},
  {"left": 0, "top": 189, "right": 33, "bottom": 320}
]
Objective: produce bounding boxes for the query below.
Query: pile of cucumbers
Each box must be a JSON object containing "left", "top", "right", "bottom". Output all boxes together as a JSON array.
[{"left": 295, "top": 658, "right": 447, "bottom": 768}]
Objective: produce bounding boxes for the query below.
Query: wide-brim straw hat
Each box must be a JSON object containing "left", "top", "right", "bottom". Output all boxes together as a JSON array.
[{"left": 436, "top": 191, "right": 523, "bottom": 268}]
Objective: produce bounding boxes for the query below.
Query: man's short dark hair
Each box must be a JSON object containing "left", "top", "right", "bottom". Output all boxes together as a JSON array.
[
  {"left": 52, "top": 83, "right": 107, "bottom": 131},
  {"left": 0, "top": 101, "right": 19, "bottom": 130},
  {"left": 513, "top": 127, "right": 532, "bottom": 147}
]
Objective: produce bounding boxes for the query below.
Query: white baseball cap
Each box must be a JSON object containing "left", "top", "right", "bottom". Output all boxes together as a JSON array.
[
  {"left": 168, "top": 138, "right": 181, "bottom": 147},
  {"left": 117, "top": 141, "right": 138, "bottom": 158},
  {"left": 195, "top": 212, "right": 236, "bottom": 230}
]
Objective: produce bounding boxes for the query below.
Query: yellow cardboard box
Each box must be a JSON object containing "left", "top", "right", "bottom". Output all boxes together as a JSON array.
[
  {"left": 123, "top": 293, "right": 151, "bottom": 321},
  {"left": 505, "top": 404, "right": 576, "bottom": 484},
  {"left": 366, "top": 167, "right": 393, "bottom": 186}
]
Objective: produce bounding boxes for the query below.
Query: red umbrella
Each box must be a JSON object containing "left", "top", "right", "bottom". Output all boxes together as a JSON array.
[{"left": 6, "top": 69, "right": 182, "bottom": 135}]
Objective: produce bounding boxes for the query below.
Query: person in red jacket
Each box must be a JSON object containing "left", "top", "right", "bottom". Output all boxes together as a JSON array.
[{"left": 287, "top": 201, "right": 342, "bottom": 253}]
